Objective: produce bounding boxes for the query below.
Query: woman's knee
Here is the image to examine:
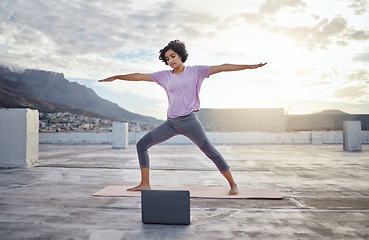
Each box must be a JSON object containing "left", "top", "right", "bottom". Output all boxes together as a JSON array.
[
  {"left": 136, "top": 138, "right": 147, "bottom": 151},
  {"left": 136, "top": 133, "right": 153, "bottom": 151}
]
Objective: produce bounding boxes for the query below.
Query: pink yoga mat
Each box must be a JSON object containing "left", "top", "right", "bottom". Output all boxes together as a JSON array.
[{"left": 93, "top": 186, "right": 283, "bottom": 199}]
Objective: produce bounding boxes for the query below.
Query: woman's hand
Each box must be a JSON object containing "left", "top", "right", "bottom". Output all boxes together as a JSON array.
[
  {"left": 98, "top": 76, "right": 116, "bottom": 82},
  {"left": 252, "top": 62, "right": 267, "bottom": 69}
]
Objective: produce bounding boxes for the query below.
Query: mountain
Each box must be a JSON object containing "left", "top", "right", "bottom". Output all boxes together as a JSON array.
[
  {"left": 0, "top": 66, "right": 162, "bottom": 124},
  {"left": 0, "top": 75, "right": 117, "bottom": 119},
  {"left": 315, "top": 110, "right": 349, "bottom": 115},
  {"left": 0, "top": 74, "right": 64, "bottom": 111}
]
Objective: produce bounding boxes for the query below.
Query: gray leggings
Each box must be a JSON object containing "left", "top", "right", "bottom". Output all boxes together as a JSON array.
[{"left": 136, "top": 112, "right": 230, "bottom": 173}]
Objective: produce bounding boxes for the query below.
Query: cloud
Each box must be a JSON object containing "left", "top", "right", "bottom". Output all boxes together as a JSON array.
[
  {"left": 348, "top": 0, "right": 368, "bottom": 15},
  {"left": 295, "top": 17, "right": 347, "bottom": 49},
  {"left": 346, "top": 30, "right": 369, "bottom": 41},
  {"left": 1, "top": 1, "right": 124, "bottom": 56},
  {"left": 237, "top": 0, "right": 369, "bottom": 50},
  {"left": 1, "top": 0, "right": 225, "bottom": 57},
  {"left": 331, "top": 85, "right": 369, "bottom": 102},
  {"left": 353, "top": 52, "right": 369, "bottom": 62},
  {"left": 345, "top": 69, "right": 369, "bottom": 83},
  {"left": 1, "top": 0, "right": 369, "bottom": 117},
  {"left": 259, "top": 0, "right": 306, "bottom": 15},
  {"left": 1, "top": 0, "right": 247, "bottom": 81},
  {"left": 270, "top": 16, "right": 368, "bottom": 50},
  {"left": 331, "top": 69, "right": 369, "bottom": 102}
]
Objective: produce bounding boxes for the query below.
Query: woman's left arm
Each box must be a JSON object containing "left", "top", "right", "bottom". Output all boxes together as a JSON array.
[{"left": 209, "top": 63, "right": 267, "bottom": 76}]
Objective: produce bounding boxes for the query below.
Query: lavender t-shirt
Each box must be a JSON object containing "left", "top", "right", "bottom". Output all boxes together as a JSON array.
[{"left": 149, "top": 65, "right": 210, "bottom": 118}]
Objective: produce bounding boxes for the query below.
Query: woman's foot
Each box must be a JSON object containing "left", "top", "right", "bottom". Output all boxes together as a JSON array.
[
  {"left": 229, "top": 184, "right": 239, "bottom": 195},
  {"left": 127, "top": 167, "right": 151, "bottom": 191},
  {"left": 222, "top": 170, "right": 239, "bottom": 195},
  {"left": 127, "top": 183, "right": 151, "bottom": 191}
]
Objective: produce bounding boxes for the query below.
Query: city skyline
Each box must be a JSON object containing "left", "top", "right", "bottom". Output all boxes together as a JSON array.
[{"left": 1, "top": 0, "right": 368, "bottom": 120}]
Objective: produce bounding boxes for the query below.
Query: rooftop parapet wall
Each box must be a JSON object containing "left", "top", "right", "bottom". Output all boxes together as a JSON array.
[
  {"left": 39, "top": 131, "right": 369, "bottom": 145},
  {"left": 39, "top": 132, "right": 112, "bottom": 144}
]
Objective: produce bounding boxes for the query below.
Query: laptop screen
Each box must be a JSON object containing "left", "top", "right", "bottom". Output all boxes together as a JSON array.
[{"left": 141, "top": 190, "right": 190, "bottom": 225}]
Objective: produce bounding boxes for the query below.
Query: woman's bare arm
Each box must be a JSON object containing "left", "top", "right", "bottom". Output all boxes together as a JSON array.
[
  {"left": 209, "top": 63, "right": 267, "bottom": 76},
  {"left": 98, "top": 73, "right": 153, "bottom": 82}
]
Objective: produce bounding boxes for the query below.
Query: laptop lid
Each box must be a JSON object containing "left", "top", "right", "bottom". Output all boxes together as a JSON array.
[{"left": 141, "top": 190, "right": 190, "bottom": 225}]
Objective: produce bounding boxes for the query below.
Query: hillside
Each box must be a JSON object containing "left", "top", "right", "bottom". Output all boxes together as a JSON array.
[
  {"left": 0, "top": 75, "right": 115, "bottom": 119},
  {"left": 0, "top": 66, "right": 162, "bottom": 125}
]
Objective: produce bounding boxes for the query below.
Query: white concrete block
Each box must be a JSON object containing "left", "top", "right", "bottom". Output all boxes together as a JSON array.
[
  {"left": 343, "top": 121, "right": 362, "bottom": 151},
  {"left": 322, "top": 131, "right": 343, "bottom": 144},
  {"left": 363, "top": 131, "right": 369, "bottom": 144},
  {"left": 0, "top": 108, "right": 39, "bottom": 168},
  {"left": 112, "top": 122, "right": 128, "bottom": 149},
  {"left": 312, "top": 132, "right": 323, "bottom": 145}
]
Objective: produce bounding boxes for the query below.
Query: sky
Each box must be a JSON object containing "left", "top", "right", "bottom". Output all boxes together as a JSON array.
[{"left": 0, "top": 0, "right": 368, "bottom": 120}]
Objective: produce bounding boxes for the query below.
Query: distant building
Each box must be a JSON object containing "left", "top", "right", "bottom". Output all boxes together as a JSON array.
[
  {"left": 197, "top": 108, "right": 285, "bottom": 132},
  {"left": 197, "top": 109, "right": 369, "bottom": 132},
  {"left": 286, "top": 110, "right": 369, "bottom": 131}
]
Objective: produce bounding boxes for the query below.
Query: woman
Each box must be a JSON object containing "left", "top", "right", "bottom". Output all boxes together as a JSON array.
[{"left": 99, "top": 40, "right": 267, "bottom": 195}]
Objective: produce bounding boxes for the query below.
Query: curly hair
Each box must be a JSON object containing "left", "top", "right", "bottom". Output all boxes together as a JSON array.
[{"left": 159, "top": 40, "right": 188, "bottom": 65}]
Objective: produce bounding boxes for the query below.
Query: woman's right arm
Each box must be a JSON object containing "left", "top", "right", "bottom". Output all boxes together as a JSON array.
[{"left": 98, "top": 73, "right": 153, "bottom": 82}]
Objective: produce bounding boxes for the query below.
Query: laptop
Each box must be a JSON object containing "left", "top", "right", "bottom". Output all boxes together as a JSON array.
[{"left": 141, "top": 189, "right": 190, "bottom": 225}]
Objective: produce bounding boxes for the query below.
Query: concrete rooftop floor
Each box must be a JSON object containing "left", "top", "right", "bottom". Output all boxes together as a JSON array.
[{"left": 0, "top": 144, "right": 369, "bottom": 239}]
